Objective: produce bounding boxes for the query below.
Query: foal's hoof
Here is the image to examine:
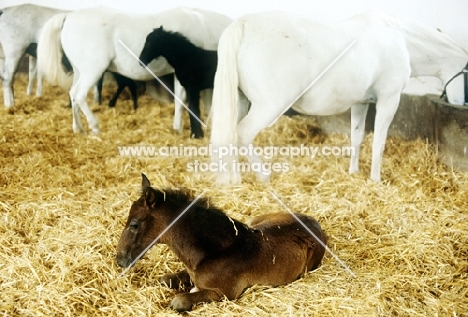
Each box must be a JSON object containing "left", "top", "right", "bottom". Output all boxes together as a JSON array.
[
  {"left": 159, "top": 271, "right": 192, "bottom": 289},
  {"left": 170, "top": 294, "right": 193, "bottom": 312},
  {"left": 190, "top": 131, "right": 204, "bottom": 139}
]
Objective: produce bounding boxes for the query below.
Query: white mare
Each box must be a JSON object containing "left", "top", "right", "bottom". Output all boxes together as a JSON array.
[
  {"left": 210, "top": 11, "right": 468, "bottom": 184},
  {"left": 37, "top": 6, "right": 231, "bottom": 134},
  {"left": 0, "top": 4, "right": 67, "bottom": 107}
]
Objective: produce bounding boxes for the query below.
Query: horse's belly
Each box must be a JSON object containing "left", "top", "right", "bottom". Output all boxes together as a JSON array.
[
  {"left": 291, "top": 97, "right": 354, "bottom": 116},
  {"left": 108, "top": 59, "right": 174, "bottom": 81},
  {"left": 290, "top": 78, "right": 375, "bottom": 116}
]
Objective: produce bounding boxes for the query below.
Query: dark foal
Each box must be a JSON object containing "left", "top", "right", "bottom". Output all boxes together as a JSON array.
[
  {"left": 95, "top": 72, "right": 139, "bottom": 110},
  {"left": 116, "top": 174, "right": 327, "bottom": 312},
  {"left": 139, "top": 26, "right": 218, "bottom": 138}
]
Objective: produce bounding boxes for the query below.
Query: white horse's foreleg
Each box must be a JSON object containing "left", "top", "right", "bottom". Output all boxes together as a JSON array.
[
  {"left": 349, "top": 103, "right": 369, "bottom": 175},
  {"left": 370, "top": 94, "right": 401, "bottom": 182},
  {"left": 1, "top": 52, "right": 22, "bottom": 107},
  {"left": 173, "top": 77, "right": 186, "bottom": 132},
  {"left": 27, "top": 55, "right": 36, "bottom": 96}
]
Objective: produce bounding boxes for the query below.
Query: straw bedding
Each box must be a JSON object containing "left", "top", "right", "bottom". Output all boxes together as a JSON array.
[{"left": 0, "top": 74, "right": 467, "bottom": 316}]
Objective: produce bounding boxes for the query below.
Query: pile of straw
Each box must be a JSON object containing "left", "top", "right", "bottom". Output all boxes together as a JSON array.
[{"left": 1, "top": 74, "right": 467, "bottom": 316}]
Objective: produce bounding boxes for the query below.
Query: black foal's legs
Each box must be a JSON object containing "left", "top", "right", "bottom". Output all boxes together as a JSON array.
[
  {"left": 187, "top": 89, "right": 204, "bottom": 138},
  {"left": 108, "top": 72, "right": 139, "bottom": 110}
]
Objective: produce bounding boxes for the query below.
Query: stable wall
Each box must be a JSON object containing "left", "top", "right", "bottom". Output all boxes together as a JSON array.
[{"left": 312, "top": 94, "right": 468, "bottom": 172}]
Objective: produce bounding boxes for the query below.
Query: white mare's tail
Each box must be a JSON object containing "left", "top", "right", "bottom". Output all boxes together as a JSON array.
[
  {"left": 210, "top": 20, "right": 244, "bottom": 184},
  {"left": 37, "top": 13, "right": 72, "bottom": 90}
]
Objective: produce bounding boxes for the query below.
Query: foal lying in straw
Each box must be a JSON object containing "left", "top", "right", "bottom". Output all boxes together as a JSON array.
[{"left": 116, "top": 174, "right": 327, "bottom": 312}]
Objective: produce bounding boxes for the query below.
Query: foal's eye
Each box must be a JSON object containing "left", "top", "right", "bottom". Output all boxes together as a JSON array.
[{"left": 129, "top": 221, "right": 139, "bottom": 230}]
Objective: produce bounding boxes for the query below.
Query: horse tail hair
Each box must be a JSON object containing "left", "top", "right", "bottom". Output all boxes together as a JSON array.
[
  {"left": 210, "top": 19, "right": 244, "bottom": 185},
  {"left": 37, "top": 13, "right": 72, "bottom": 90}
]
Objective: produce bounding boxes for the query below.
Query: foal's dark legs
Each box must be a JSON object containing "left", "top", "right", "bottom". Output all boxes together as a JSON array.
[
  {"left": 171, "top": 289, "right": 223, "bottom": 312},
  {"left": 160, "top": 269, "right": 223, "bottom": 311},
  {"left": 187, "top": 89, "right": 204, "bottom": 138},
  {"left": 109, "top": 73, "right": 139, "bottom": 110},
  {"left": 159, "top": 269, "right": 192, "bottom": 289}
]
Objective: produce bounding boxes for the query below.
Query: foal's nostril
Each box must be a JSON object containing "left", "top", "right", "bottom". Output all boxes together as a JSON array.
[
  {"left": 116, "top": 256, "right": 132, "bottom": 268},
  {"left": 116, "top": 250, "right": 132, "bottom": 268}
]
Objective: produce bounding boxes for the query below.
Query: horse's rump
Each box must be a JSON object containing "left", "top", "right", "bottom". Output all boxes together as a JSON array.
[
  {"left": 210, "top": 11, "right": 419, "bottom": 184},
  {"left": 249, "top": 212, "right": 327, "bottom": 271}
]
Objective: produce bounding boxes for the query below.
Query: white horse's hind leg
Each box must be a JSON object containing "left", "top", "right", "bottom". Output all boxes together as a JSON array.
[
  {"left": 27, "top": 55, "right": 36, "bottom": 96},
  {"left": 1, "top": 50, "right": 22, "bottom": 107},
  {"left": 70, "top": 75, "right": 100, "bottom": 134},
  {"left": 69, "top": 77, "right": 84, "bottom": 133},
  {"left": 370, "top": 94, "right": 401, "bottom": 182},
  {"left": 70, "top": 97, "right": 85, "bottom": 134},
  {"left": 236, "top": 101, "right": 286, "bottom": 182},
  {"left": 173, "top": 77, "right": 186, "bottom": 132},
  {"left": 349, "top": 103, "right": 369, "bottom": 175}
]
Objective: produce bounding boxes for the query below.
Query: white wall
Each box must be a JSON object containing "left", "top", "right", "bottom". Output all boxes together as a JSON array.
[
  {"left": 2, "top": 0, "right": 467, "bottom": 96},
  {"left": 2, "top": 0, "right": 466, "bottom": 45}
]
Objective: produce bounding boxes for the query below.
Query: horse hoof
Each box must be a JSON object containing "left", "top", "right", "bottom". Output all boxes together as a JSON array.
[
  {"left": 190, "top": 132, "right": 204, "bottom": 139},
  {"left": 170, "top": 294, "right": 193, "bottom": 312},
  {"left": 257, "top": 172, "right": 271, "bottom": 183},
  {"left": 73, "top": 127, "right": 85, "bottom": 134}
]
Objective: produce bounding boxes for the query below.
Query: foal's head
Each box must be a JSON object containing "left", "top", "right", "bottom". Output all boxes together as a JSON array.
[
  {"left": 116, "top": 174, "right": 169, "bottom": 268},
  {"left": 139, "top": 26, "right": 169, "bottom": 66}
]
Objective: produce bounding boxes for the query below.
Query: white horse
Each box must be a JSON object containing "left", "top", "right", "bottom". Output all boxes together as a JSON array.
[
  {"left": 0, "top": 4, "right": 67, "bottom": 107},
  {"left": 210, "top": 11, "right": 468, "bottom": 184},
  {"left": 37, "top": 6, "right": 231, "bottom": 135}
]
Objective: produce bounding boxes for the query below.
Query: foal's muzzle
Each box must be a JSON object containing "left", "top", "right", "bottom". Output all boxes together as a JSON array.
[{"left": 116, "top": 253, "right": 132, "bottom": 268}]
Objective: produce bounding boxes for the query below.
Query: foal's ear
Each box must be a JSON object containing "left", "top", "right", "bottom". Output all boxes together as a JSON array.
[
  {"left": 144, "top": 186, "right": 164, "bottom": 209},
  {"left": 142, "top": 173, "right": 151, "bottom": 190},
  {"left": 141, "top": 174, "right": 164, "bottom": 209}
]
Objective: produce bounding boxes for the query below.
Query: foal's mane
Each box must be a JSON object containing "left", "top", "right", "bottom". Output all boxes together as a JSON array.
[
  {"left": 157, "top": 28, "right": 200, "bottom": 51},
  {"left": 148, "top": 187, "right": 251, "bottom": 239},
  {"left": 147, "top": 187, "right": 211, "bottom": 210}
]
